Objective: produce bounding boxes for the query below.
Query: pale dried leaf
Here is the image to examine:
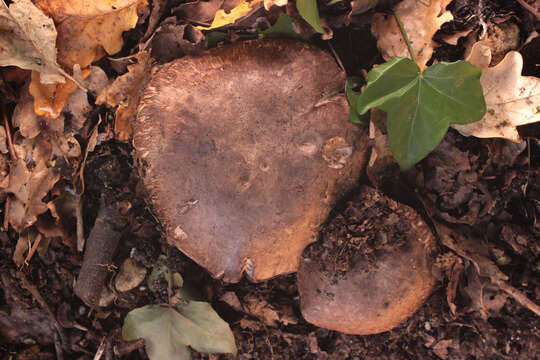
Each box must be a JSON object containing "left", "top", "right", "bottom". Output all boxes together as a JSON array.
[
  {"left": 264, "top": 0, "right": 287, "bottom": 10},
  {"left": 0, "top": 0, "right": 66, "bottom": 84},
  {"left": 453, "top": 44, "right": 540, "bottom": 140},
  {"left": 12, "top": 88, "right": 41, "bottom": 139},
  {"left": 34, "top": 0, "right": 140, "bottom": 18},
  {"left": 55, "top": 134, "right": 82, "bottom": 158},
  {"left": 371, "top": 0, "right": 453, "bottom": 70},
  {"left": 2, "top": 159, "right": 60, "bottom": 231},
  {"left": 97, "top": 52, "right": 152, "bottom": 141},
  {"left": 36, "top": 0, "right": 148, "bottom": 70},
  {"left": 0, "top": 126, "right": 7, "bottom": 154}
]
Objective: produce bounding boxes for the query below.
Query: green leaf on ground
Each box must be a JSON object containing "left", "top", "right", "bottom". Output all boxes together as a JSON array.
[
  {"left": 356, "top": 57, "right": 486, "bottom": 169},
  {"left": 346, "top": 76, "right": 369, "bottom": 124},
  {"left": 261, "top": 14, "right": 304, "bottom": 39},
  {"left": 123, "top": 303, "right": 237, "bottom": 360},
  {"left": 296, "top": 0, "right": 324, "bottom": 33}
]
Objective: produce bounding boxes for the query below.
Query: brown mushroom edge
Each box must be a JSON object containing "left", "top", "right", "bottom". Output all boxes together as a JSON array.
[
  {"left": 134, "top": 39, "right": 369, "bottom": 283},
  {"left": 298, "top": 186, "right": 437, "bottom": 335}
]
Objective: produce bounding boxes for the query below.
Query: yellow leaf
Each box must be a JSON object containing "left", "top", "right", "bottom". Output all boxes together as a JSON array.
[{"left": 196, "top": 0, "right": 262, "bottom": 30}]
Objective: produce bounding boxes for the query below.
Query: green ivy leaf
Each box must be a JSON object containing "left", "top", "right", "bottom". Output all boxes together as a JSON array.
[
  {"left": 296, "top": 0, "right": 324, "bottom": 34},
  {"left": 356, "top": 57, "right": 486, "bottom": 169},
  {"left": 346, "top": 76, "right": 369, "bottom": 124},
  {"left": 123, "top": 303, "right": 237, "bottom": 360}
]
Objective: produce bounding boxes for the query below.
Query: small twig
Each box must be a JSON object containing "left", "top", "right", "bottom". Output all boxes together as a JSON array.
[
  {"left": 114, "top": 338, "right": 145, "bottom": 357},
  {"left": 3, "top": 196, "right": 10, "bottom": 230},
  {"left": 54, "top": 331, "right": 64, "bottom": 360},
  {"left": 1, "top": 102, "right": 17, "bottom": 160},
  {"left": 515, "top": 0, "right": 540, "bottom": 19},
  {"left": 328, "top": 42, "right": 345, "bottom": 73},
  {"left": 24, "top": 232, "right": 42, "bottom": 264},
  {"left": 93, "top": 338, "right": 107, "bottom": 360},
  {"left": 393, "top": 9, "right": 417, "bottom": 66},
  {"left": 496, "top": 280, "right": 540, "bottom": 316},
  {"left": 76, "top": 194, "right": 84, "bottom": 252}
]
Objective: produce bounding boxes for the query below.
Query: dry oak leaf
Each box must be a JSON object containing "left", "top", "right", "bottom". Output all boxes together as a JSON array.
[
  {"left": 33, "top": 0, "right": 142, "bottom": 19},
  {"left": 371, "top": 0, "right": 453, "bottom": 70},
  {"left": 453, "top": 43, "right": 540, "bottom": 140},
  {"left": 1, "top": 159, "right": 60, "bottom": 231},
  {"left": 35, "top": 0, "right": 147, "bottom": 70},
  {"left": 0, "top": 0, "right": 68, "bottom": 84},
  {"left": 97, "top": 51, "right": 152, "bottom": 141}
]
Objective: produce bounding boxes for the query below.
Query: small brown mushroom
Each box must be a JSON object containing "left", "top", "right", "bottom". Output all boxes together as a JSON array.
[
  {"left": 297, "top": 186, "right": 436, "bottom": 335},
  {"left": 134, "top": 40, "right": 368, "bottom": 282}
]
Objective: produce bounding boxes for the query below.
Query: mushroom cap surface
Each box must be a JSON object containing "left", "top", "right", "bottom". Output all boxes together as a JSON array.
[
  {"left": 134, "top": 40, "right": 368, "bottom": 282},
  {"left": 298, "top": 186, "right": 437, "bottom": 334}
]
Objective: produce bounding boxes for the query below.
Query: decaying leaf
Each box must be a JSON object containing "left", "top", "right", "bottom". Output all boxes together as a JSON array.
[
  {"left": 434, "top": 221, "right": 540, "bottom": 317},
  {"left": 436, "top": 252, "right": 464, "bottom": 317},
  {"left": 462, "top": 264, "right": 509, "bottom": 320},
  {"left": 174, "top": 0, "right": 240, "bottom": 25},
  {"left": 150, "top": 21, "right": 207, "bottom": 62},
  {"left": 62, "top": 66, "right": 109, "bottom": 130},
  {"left": 0, "top": 0, "right": 68, "bottom": 84},
  {"left": 35, "top": 0, "right": 147, "bottom": 70},
  {"left": 29, "top": 68, "right": 91, "bottom": 120},
  {"left": 371, "top": 0, "right": 453, "bottom": 70},
  {"left": 12, "top": 88, "right": 42, "bottom": 139},
  {"left": 97, "top": 52, "right": 152, "bottom": 141},
  {"left": 122, "top": 303, "right": 237, "bottom": 360},
  {"left": 242, "top": 297, "right": 280, "bottom": 327},
  {"left": 33, "top": 0, "right": 141, "bottom": 19},
  {"left": 13, "top": 229, "right": 39, "bottom": 267},
  {"left": 196, "top": 0, "right": 263, "bottom": 30},
  {"left": 453, "top": 43, "right": 540, "bottom": 141},
  {"left": 1, "top": 158, "right": 60, "bottom": 231}
]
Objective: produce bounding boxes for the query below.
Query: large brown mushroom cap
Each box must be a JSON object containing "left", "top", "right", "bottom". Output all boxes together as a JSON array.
[
  {"left": 134, "top": 40, "right": 368, "bottom": 282},
  {"left": 298, "top": 186, "right": 436, "bottom": 335}
]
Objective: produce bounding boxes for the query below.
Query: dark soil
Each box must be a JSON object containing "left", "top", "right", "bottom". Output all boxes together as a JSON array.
[{"left": 1, "top": 0, "right": 539, "bottom": 359}]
